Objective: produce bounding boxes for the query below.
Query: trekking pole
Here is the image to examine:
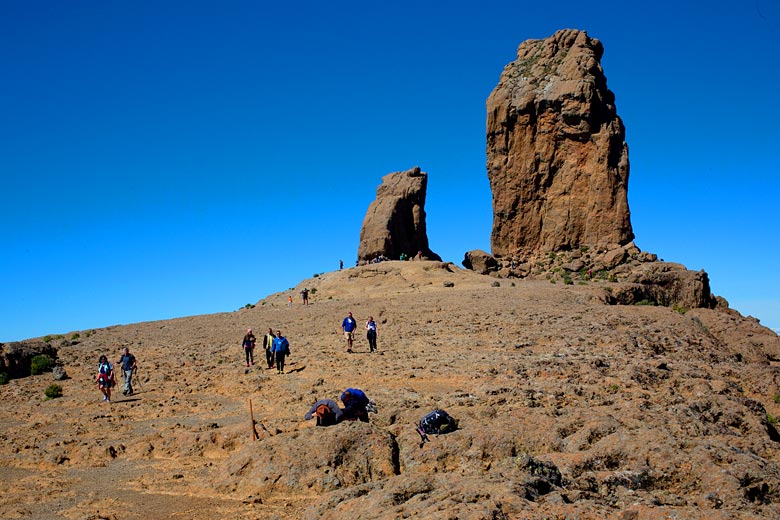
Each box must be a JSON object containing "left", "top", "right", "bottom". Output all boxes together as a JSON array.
[
  {"left": 134, "top": 367, "right": 144, "bottom": 392},
  {"left": 249, "top": 398, "right": 259, "bottom": 441}
]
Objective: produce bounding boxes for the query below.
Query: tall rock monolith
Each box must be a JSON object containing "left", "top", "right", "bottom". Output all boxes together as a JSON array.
[
  {"left": 486, "top": 29, "right": 634, "bottom": 257},
  {"left": 358, "top": 167, "right": 441, "bottom": 263}
]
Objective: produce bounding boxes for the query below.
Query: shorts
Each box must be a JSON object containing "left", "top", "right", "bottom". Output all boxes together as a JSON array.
[{"left": 344, "top": 331, "right": 354, "bottom": 340}]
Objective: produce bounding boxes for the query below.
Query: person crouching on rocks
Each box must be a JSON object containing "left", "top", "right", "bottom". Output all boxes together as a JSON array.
[
  {"left": 96, "top": 355, "right": 115, "bottom": 403},
  {"left": 304, "top": 399, "right": 344, "bottom": 427},
  {"left": 272, "top": 330, "right": 290, "bottom": 374},
  {"left": 242, "top": 328, "right": 256, "bottom": 367},
  {"left": 340, "top": 388, "right": 371, "bottom": 423},
  {"left": 117, "top": 347, "right": 137, "bottom": 396}
]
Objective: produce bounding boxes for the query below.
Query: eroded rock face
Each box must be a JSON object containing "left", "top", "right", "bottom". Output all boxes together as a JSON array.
[
  {"left": 487, "top": 29, "right": 633, "bottom": 257},
  {"left": 358, "top": 167, "right": 441, "bottom": 263},
  {"left": 0, "top": 341, "right": 58, "bottom": 379}
]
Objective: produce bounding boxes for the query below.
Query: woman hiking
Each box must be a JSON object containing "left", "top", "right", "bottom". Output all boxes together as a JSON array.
[
  {"left": 96, "top": 354, "right": 115, "bottom": 403},
  {"left": 242, "top": 329, "right": 256, "bottom": 367}
]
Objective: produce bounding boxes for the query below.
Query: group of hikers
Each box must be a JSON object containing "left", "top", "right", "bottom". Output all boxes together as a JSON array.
[
  {"left": 241, "top": 328, "right": 291, "bottom": 373},
  {"left": 96, "top": 347, "right": 137, "bottom": 403}
]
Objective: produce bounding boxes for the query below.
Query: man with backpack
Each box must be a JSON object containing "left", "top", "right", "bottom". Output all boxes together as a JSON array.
[
  {"left": 272, "top": 330, "right": 290, "bottom": 374},
  {"left": 116, "top": 347, "right": 137, "bottom": 396}
]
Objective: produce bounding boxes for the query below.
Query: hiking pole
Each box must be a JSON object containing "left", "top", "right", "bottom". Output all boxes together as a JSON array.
[{"left": 134, "top": 367, "right": 144, "bottom": 393}]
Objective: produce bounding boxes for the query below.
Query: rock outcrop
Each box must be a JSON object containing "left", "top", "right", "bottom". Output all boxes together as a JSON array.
[
  {"left": 462, "top": 249, "right": 498, "bottom": 275},
  {"left": 0, "top": 341, "right": 58, "bottom": 379},
  {"left": 358, "top": 167, "right": 441, "bottom": 263},
  {"left": 486, "top": 29, "right": 633, "bottom": 257}
]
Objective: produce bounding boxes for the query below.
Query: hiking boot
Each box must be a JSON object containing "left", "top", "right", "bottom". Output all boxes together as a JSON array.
[{"left": 122, "top": 389, "right": 128, "bottom": 396}]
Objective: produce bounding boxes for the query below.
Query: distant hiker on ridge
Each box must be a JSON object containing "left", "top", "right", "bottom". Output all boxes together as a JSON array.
[
  {"left": 287, "top": 295, "right": 293, "bottom": 308},
  {"left": 96, "top": 354, "right": 115, "bottom": 404},
  {"left": 342, "top": 311, "right": 357, "bottom": 353},
  {"left": 304, "top": 398, "right": 344, "bottom": 427},
  {"left": 272, "top": 329, "right": 290, "bottom": 374},
  {"left": 365, "top": 316, "right": 378, "bottom": 353},
  {"left": 242, "top": 329, "right": 256, "bottom": 367},
  {"left": 117, "top": 347, "right": 137, "bottom": 396},
  {"left": 301, "top": 287, "right": 309, "bottom": 305},
  {"left": 263, "top": 328, "right": 276, "bottom": 369}
]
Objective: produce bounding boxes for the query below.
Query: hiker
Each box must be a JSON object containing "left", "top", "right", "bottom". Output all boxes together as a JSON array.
[
  {"left": 339, "top": 259, "right": 343, "bottom": 270},
  {"left": 340, "top": 388, "right": 371, "bottom": 423},
  {"left": 342, "top": 311, "right": 357, "bottom": 353},
  {"left": 242, "top": 328, "right": 256, "bottom": 367},
  {"left": 301, "top": 287, "right": 309, "bottom": 305},
  {"left": 365, "top": 316, "right": 378, "bottom": 353},
  {"left": 96, "top": 355, "right": 114, "bottom": 403},
  {"left": 263, "top": 328, "right": 276, "bottom": 369},
  {"left": 116, "top": 347, "right": 137, "bottom": 396},
  {"left": 304, "top": 398, "right": 344, "bottom": 427},
  {"left": 287, "top": 295, "right": 293, "bottom": 308},
  {"left": 272, "top": 329, "right": 290, "bottom": 374}
]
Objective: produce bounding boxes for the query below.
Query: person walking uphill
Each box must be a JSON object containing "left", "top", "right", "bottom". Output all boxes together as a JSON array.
[
  {"left": 242, "top": 329, "right": 256, "bottom": 367},
  {"left": 365, "top": 316, "right": 378, "bottom": 353},
  {"left": 272, "top": 330, "right": 290, "bottom": 374},
  {"left": 342, "top": 311, "right": 357, "bottom": 353},
  {"left": 96, "top": 355, "right": 114, "bottom": 403},
  {"left": 263, "top": 328, "right": 276, "bottom": 369},
  {"left": 117, "top": 347, "right": 137, "bottom": 396}
]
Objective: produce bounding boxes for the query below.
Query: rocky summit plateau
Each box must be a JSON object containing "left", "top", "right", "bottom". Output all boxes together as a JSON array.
[
  {"left": 3, "top": 29, "right": 780, "bottom": 520},
  {"left": 2, "top": 262, "right": 780, "bottom": 519}
]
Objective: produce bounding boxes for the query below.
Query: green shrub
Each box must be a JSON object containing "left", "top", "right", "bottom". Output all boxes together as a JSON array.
[
  {"left": 44, "top": 384, "right": 63, "bottom": 399},
  {"left": 774, "top": 394, "right": 780, "bottom": 405},
  {"left": 313, "top": 273, "right": 319, "bottom": 278},
  {"left": 43, "top": 335, "right": 52, "bottom": 343},
  {"left": 70, "top": 333, "right": 80, "bottom": 340},
  {"left": 673, "top": 304, "right": 687, "bottom": 315},
  {"left": 0, "top": 372, "right": 8, "bottom": 385},
  {"left": 310, "top": 288, "right": 317, "bottom": 295},
  {"left": 768, "top": 413, "right": 778, "bottom": 427},
  {"left": 30, "top": 355, "right": 53, "bottom": 375}
]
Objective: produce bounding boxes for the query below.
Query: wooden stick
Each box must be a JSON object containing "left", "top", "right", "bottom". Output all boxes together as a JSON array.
[{"left": 249, "top": 398, "right": 259, "bottom": 441}]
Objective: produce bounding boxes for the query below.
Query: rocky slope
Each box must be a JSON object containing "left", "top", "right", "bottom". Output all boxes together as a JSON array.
[
  {"left": 486, "top": 29, "right": 633, "bottom": 256},
  {"left": 2, "top": 261, "right": 779, "bottom": 519}
]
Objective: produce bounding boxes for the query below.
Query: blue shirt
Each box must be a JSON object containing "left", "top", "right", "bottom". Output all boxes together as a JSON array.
[
  {"left": 342, "top": 316, "right": 356, "bottom": 332},
  {"left": 272, "top": 336, "right": 290, "bottom": 355}
]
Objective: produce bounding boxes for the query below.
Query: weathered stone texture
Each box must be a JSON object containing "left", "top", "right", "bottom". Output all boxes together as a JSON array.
[
  {"left": 358, "top": 167, "right": 441, "bottom": 263},
  {"left": 487, "top": 29, "right": 633, "bottom": 257}
]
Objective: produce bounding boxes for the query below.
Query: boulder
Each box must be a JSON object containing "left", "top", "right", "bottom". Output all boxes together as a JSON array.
[
  {"left": 357, "top": 167, "right": 441, "bottom": 263},
  {"left": 486, "top": 29, "right": 633, "bottom": 257},
  {"left": 0, "top": 341, "right": 58, "bottom": 379},
  {"left": 607, "top": 262, "right": 717, "bottom": 310},
  {"left": 462, "top": 249, "right": 498, "bottom": 275}
]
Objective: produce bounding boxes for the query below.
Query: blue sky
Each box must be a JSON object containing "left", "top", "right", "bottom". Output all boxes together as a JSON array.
[{"left": 2, "top": 0, "right": 778, "bottom": 341}]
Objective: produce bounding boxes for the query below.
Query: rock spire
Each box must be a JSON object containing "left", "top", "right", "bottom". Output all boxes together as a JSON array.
[
  {"left": 357, "top": 167, "right": 441, "bottom": 263},
  {"left": 486, "top": 29, "right": 633, "bottom": 257}
]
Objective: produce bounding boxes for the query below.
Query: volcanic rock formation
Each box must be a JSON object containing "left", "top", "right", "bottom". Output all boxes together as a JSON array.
[
  {"left": 357, "top": 167, "right": 441, "bottom": 263},
  {"left": 486, "top": 29, "right": 633, "bottom": 257}
]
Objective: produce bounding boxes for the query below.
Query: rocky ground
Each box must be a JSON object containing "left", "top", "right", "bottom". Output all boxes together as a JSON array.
[{"left": 2, "top": 261, "right": 780, "bottom": 519}]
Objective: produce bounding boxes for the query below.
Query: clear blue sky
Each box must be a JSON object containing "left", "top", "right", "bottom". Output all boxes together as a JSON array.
[{"left": 2, "top": 0, "right": 778, "bottom": 342}]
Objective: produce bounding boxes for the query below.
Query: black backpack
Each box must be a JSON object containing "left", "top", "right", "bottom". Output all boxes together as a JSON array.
[{"left": 418, "top": 409, "right": 458, "bottom": 435}]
